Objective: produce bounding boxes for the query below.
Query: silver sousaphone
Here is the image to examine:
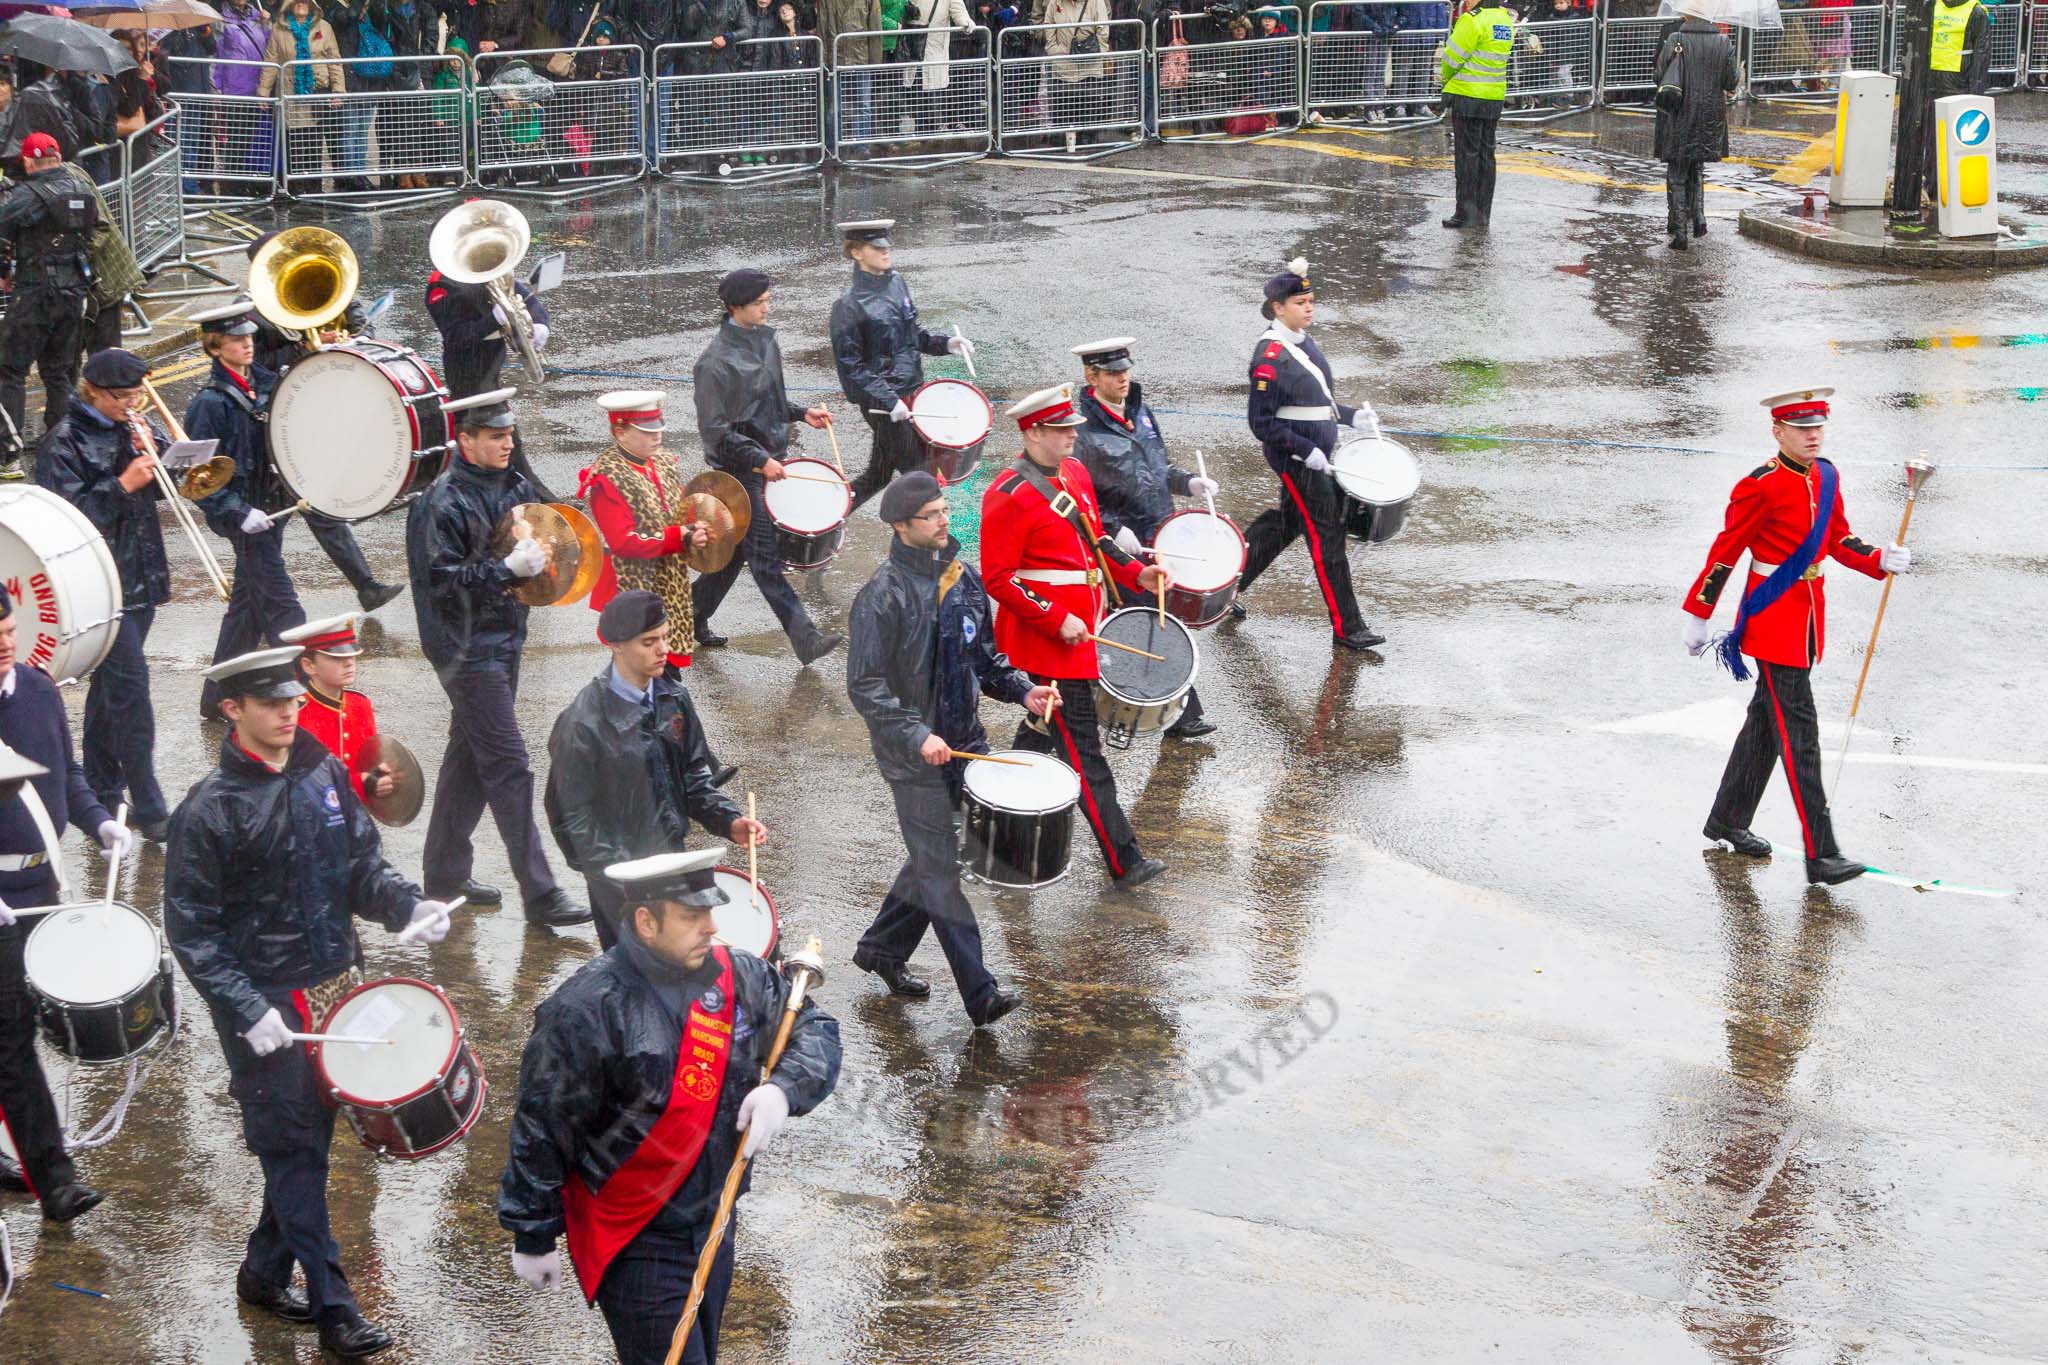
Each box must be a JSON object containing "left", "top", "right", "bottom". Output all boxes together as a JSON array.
[{"left": 429, "top": 199, "right": 544, "bottom": 385}]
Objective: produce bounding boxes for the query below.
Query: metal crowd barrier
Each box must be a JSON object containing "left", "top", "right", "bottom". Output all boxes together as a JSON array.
[
  {"left": 834, "top": 27, "right": 993, "bottom": 170},
  {"left": 1505, "top": 14, "right": 1599, "bottom": 121},
  {"left": 1156, "top": 17, "right": 1303, "bottom": 142},
  {"left": 1305, "top": 2, "right": 1447, "bottom": 128},
  {"left": 277, "top": 54, "right": 466, "bottom": 205},
  {"left": 996, "top": 20, "right": 1147, "bottom": 159},
  {"left": 1597, "top": 5, "right": 1672, "bottom": 103},
  {"left": 1747, "top": 4, "right": 1884, "bottom": 99},
  {"left": 653, "top": 38, "right": 826, "bottom": 181},
  {"left": 474, "top": 46, "right": 647, "bottom": 194},
  {"left": 2032, "top": 3, "right": 2048, "bottom": 86},
  {"left": 120, "top": 110, "right": 187, "bottom": 273},
  {"left": 165, "top": 57, "right": 282, "bottom": 202}
]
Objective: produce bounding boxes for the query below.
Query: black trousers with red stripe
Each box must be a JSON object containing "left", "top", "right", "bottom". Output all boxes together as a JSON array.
[
  {"left": 1709, "top": 661, "right": 1840, "bottom": 860},
  {"left": 1014, "top": 676, "right": 1143, "bottom": 878},
  {"left": 1238, "top": 467, "right": 1366, "bottom": 637},
  {"left": 0, "top": 877, "right": 71, "bottom": 1198}
]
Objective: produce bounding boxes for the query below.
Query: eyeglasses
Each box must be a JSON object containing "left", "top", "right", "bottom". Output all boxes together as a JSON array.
[{"left": 910, "top": 508, "right": 949, "bottom": 523}]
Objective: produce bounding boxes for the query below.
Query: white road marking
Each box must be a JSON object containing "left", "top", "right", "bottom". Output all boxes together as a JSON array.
[{"left": 1595, "top": 699, "right": 2048, "bottom": 777}]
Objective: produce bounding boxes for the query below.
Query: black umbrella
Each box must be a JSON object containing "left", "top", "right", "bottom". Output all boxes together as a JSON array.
[{"left": 0, "top": 13, "right": 140, "bottom": 76}]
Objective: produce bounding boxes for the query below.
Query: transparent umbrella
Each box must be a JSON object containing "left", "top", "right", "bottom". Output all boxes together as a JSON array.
[{"left": 1659, "top": 0, "right": 1782, "bottom": 29}]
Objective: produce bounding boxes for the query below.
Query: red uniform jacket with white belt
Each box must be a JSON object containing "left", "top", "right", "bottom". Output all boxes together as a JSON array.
[
  {"left": 1683, "top": 455, "right": 1885, "bottom": 669},
  {"left": 295, "top": 686, "right": 380, "bottom": 802},
  {"left": 981, "top": 457, "right": 1146, "bottom": 680}
]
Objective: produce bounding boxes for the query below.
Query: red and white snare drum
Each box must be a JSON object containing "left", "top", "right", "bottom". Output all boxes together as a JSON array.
[
  {"left": 907, "top": 379, "right": 992, "bottom": 483},
  {"left": 709, "top": 866, "right": 780, "bottom": 960},
  {"left": 1149, "top": 509, "right": 1245, "bottom": 629},
  {"left": 270, "top": 340, "right": 451, "bottom": 522},
  {"left": 762, "top": 457, "right": 851, "bottom": 573},
  {"left": 314, "top": 978, "right": 484, "bottom": 1160}
]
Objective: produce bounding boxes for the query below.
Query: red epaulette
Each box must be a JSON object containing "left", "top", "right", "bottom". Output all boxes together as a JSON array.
[
  {"left": 1262, "top": 341, "right": 1282, "bottom": 360},
  {"left": 1252, "top": 364, "right": 1277, "bottom": 381},
  {"left": 991, "top": 470, "right": 1025, "bottom": 496}
]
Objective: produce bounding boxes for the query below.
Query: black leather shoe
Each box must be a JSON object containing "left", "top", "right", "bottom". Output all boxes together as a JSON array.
[
  {"left": 1114, "top": 857, "right": 1167, "bottom": 889},
  {"left": 318, "top": 1310, "right": 393, "bottom": 1358},
  {"left": 1670, "top": 233, "right": 1690, "bottom": 251},
  {"left": 1225, "top": 600, "right": 1247, "bottom": 622},
  {"left": 1164, "top": 716, "right": 1218, "bottom": 740},
  {"left": 1334, "top": 629, "right": 1387, "bottom": 651},
  {"left": 41, "top": 1182, "right": 104, "bottom": 1223},
  {"left": 237, "top": 1265, "right": 314, "bottom": 1323},
  {"left": 796, "top": 631, "right": 845, "bottom": 666},
  {"left": 1702, "top": 819, "right": 1772, "bottom": 858},
  {"left": 853, "top": 949, "right": 930, "bottom": 998},
  {"left": 969, "top": 987, "right": 1023, "bottom": 1028},
  {"left": 428, "top": 879, "right": 502, "bottom": 905},
  {"left": 356, "top": 581, "right": 404, "bottom": 613},
  {"left": 0, "top": 1153, "right": 28, "bottom": 1191},
  {"left": 710, "top": 763, "right": 740, "bottom": 789},
  {"left": 1806, "top": 855, "right": 1867, "bottom": 887},
  {"left": 1441, "top": 214, "right": 1469, "bottom": 229},
  {"left": 523, "top": 888, "right": 593, "bottom": 928},
  {"left": 1693, "top": 218, "right": 1709, "bottom": 237},
  {"left": 695, "top": 628, "right": 729, "bottom": 648},
  {"left": 138, "top": 817, "right": 171, "bottom": 843}
]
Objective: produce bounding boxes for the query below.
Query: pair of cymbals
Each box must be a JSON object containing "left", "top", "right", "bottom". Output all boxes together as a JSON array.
[
  {"left": 363, "top": 735, "right": 425, "bottom": 827},
  {"left": 683, "top": 472, "right": 750, "bottom": 574},
  {"left": 489, "top": 502, "right": 604, "bottom": 606}
]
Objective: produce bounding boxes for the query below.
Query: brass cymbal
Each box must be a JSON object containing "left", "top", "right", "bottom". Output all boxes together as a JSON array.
[
  {"left": 683, "top": 493, "right": 738, "bottom": 574},
  {"left": 363, "top": 735, "right": 425, "bottom": 827},
  {"left": 547, "top": 502, "right": 604, "bottom": 605},
  {"left": 683, "top": 471, "right": 751, "bottom": 540},
  {"left": 489, "top": 502, "right": 585, "bottom": 607}
]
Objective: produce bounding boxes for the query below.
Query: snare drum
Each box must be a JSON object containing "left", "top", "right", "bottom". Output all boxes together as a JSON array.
[
  {"left": 1149, "top": 510, "right": 1246, "bottom": 629},
  {"left": 0, "top": 485, "right": 122, "bottom": 682},
  {"left": 315, "top": 978, "right": 484, "bottom": 1160},
  {"left": 271, "top": 340, "right": 451, "bottom": 522},
  {"left": 1330, "top": 435, "right": 1421, "bottom": 544},
  {"left": 962, "top": 750, "right": 1081, "bottom": 890},
  {"left": 24, "top": 902, "right": 176, "bottom": 1065},
  {"left": 762, "top": 458, "right": 851, "bottom": 572},
  {"left": 907, "top": 379, "right": 992, "bottom": 483},
  {"left": 709, "top": 866, "right": 781, "bottom": 960},
  {"left": 1092, "top": 607, "right": 1199, "bottom": 749}
]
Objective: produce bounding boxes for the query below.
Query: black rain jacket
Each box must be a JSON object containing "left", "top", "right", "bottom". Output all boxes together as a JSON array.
[
  {"left": 693, "top": 318, "right": 806, "bottom": 475},
  {"left": 1072, "top": 381, "right": 1193, "bottom": 542},
  {"left": 828, "top": 267, "right": 950, "bottom": 414},
  {"left": 405, "top": 454, "right": 535, "bottom": 676},
  {"left": 187, "top": 358, "right": 285, "bottom": 531}
]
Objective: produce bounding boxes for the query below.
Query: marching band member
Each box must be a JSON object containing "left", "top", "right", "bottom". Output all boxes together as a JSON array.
[
  {"left": 544, "top": 591, "right": 765, "bottom": 951},
  {"left": 1071, "top": 336, "right": 1220, "bottom": 740},
  {"left": 1682, "top": 388, "right": 1910, "bottom": 887},
  {"left": 426, "top": 262, "right": 556, "bottom": 499},
  {"left": 1234, "top": 259, "right": 1386, "bottom": 652},
  {"left": 164, "top": 646, "right": 456, "bottom": 1359},
  {"left": 499, "top": 849, "right": 842, "bottom": 1365},
  {"left": 0, "top": 584, "right": 124, "bottom": 1219},
  {"left": 280, "top": 612, "right": 395, "bottom": 805},
  {"left": 827, "top": 219, "right": 975, "bottom": 513},
  {"left": 848, "top": 472, "right": 1045, "bottom": 1023},
  {"left": 186, "top": 301, "right": 309, "bottom": 719},
  {"left": 980, "top": 384, "right": 1171, "bottom": 888},
  {"left": 689, "top": 268, "right": 844, "bottom": 666},
  {"left": 405, "top": 391, "right": 588, "bottom": 929},
  {"left": 34, "top": 348, "right": 172, "bottom": 842}
]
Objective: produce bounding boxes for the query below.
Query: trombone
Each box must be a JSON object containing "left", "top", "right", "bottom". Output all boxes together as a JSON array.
[
  {"left": 429, "top": 200, "right": 544, "bottom": 385},
  {"left": 129, "top": 380, "right": 234, "bottom": 602},
  {"left": 250, "top": 226, "right": 360, "bottom": 350}
]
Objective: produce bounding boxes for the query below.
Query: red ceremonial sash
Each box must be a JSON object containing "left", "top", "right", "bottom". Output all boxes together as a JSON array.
[{"left": 562, "top": 948, "right": 736, "bottom": 1301}]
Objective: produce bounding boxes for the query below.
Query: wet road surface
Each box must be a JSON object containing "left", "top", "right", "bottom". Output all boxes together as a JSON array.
[{"left": 3, "top": 95, "right": 2046, "bottom": 1363}]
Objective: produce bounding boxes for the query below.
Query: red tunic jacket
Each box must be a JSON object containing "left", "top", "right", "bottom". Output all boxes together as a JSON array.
[
  {"left": 296, "top": 686, "right": 380, "bottom": 801},
  {"left": 981, "top": 457, "right": 1146, "bottom": 680},
  {"left": 1683, "top": 455, "right": 1885, "bottom": 669}
]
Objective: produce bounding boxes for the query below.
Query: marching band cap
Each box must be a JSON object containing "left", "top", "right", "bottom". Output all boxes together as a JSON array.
[
  {"left": 205, "top": 645, "right": 308, "bottom": 701},
  {"left": 18, "top": 132, "right": 59, "bottom": 161},
  {"left": 1260, "top": 256, "right": 1312, "bottom": 320},
  {"left": 1071, "top": 336, "right": 1136, "bottom": 372},
  {"left": 598, "top": 589, "right": 666, "bottom": 645},
  {"left": 718, "top": 268, "right": 773, "bottom": 309},
  {"left": 189, "top": 299, "right": 261, "bottom": 337},
  {"left": 280, "top": 612, "right": 363, "bottom": 657},
  {"left": 879, "top": 470, "right": 943, "bottom": 523},
  {"left": 598, "top": 389, "right": 666, "bottom": 433},
  {"left": 444, "top": 386, "right": 519, "bottom": 430},
  {"left": 0, "top": 584, "right": 12, "bottom": 617},
  {"left": 1006, "top": 383, "right": 1087, "bottom": 432},
  {"left": 1762, "top": 387, "right": 1833, "bottom": 427},
  {"left": 605, "top": 848, "right": 729, "bottom": 911},
  {"left": 82, "top": 349, "right": 148, "bottom": 389},
  {"left": 838, "top": 218, "right": 895, "bottom": 247}
]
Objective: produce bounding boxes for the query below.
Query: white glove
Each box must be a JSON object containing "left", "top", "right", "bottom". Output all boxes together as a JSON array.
[
  {"left": 889, "top": 398, "right": 912, "bottom": 424},
  {"left": 1302, "top": 448, "right": 1331, "bottom": 474},
  {"left": 1188, "top": 475, "right": 1218, "bottom": 498},
  {"left": 512, "top": 1249, "right": 562, "bottom": 1290},
  {"left": 1348, "top": 403, "right": 1377, "bottom": 431},
  {"left": 491, "top": 302, "right": 509, "bottom": 327},
  {"left": 98, "top": 819, "right": 134, "bottom": 859},
  {"left": 502, "top": 537, "right": 547, "bottom": 578},
  {"left": 1881, "top": 544, "right": 1912, "bottom": 575},
  {"left": 1682, "top": 615, "right": 1714, "bottom": 657},
  {"left": 406, "top": 899, "right": 453, "bottom": 945},
  {"left": 240, "top": 507, "right": 275, "bottom": 535},
  {"left": 243, "top": 1007, "right": 292, "bottom": 1057},
  {"left": 0, "top": 895, "right": 14, "bottom": 928},
  {"left": 737, "top": 1082, "right": 790, "bottom": 1159},
  {"left": 1113, "top": 524, "right": 1142, "bottom": 556},
  {"left": 530, "top": 322, "right": 550, "bottom": 350},
  {"left": 946, "top": 334, "right": 974, "bottom": 357}
]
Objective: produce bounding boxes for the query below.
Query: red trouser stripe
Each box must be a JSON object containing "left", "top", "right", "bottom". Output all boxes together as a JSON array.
[
  {"left": 1052, "top": 705, "right": 1124, "bottom": 879},
  {"left": 0, "top": 1110, "right": 38, "bottom": 1198},
  {"left": 1762, "top": 666, "right": 1817, "bottom": 858},
  {"left": 1280, "top": 472, "right": 1343, "bottom": 630}
]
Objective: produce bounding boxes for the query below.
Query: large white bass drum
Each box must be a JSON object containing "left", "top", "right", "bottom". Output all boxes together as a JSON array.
[{"left": 0, "top": 485, "right": 122, "bottom": 681}]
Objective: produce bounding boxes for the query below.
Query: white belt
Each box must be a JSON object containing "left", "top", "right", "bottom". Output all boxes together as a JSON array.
[
  {"left": 1014, "top": 569, "right": 1092, "bottom": 586},
  {"left": 1276, "top": 405, "right": 1335, "bottom": 422},
  {"left": 1750, "top": 560, "right": 1824, "bottom": 581},
  {"left": 0, "top": 851, "right": 49, "bottom": 871}
]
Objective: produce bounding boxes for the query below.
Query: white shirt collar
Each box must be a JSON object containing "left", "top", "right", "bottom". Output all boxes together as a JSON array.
[
  {"left": 0, "top": 667, "right": 14, "bottom": 698},
  {"left": 1270, "top": 321, "right": 1307, "bottom": 344}
]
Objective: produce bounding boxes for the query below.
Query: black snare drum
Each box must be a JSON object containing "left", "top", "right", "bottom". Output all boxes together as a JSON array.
[
  {"left": 24, "top": 901, "right": 176, "bottom": 1065},
  {"left": 962, "top": 750, "right": 1081, "bottom": 890}
]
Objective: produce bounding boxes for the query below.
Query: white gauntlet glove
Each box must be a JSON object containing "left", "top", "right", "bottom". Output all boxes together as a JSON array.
[
  {"left": 1682, "top": 616, "right": 1713, "bottom": 657},
  {"left": 502, "top": 538, "right": 547, "bottom": 579},
  {"left": 738, "top": 1083, "right": 790, "bottom": 1159},
  {"left": 1348, "top": 403, "right": 1377, "bottom": 431},
  {"left": 1880, "top": 544, "right": 1913, "bottom": 574},
  {"left": 1302, "top": 448, "right": 1332, "bottom": 474},
  {"left": 1113, "top": 525, "right": 1142, "bottom": 556},
  {"left": 530, "top": 322, "right": 550, "bottom": 350},
  {"left": 0, "top": 895, "right": 14, "bottom": 929},
  {"left": 240, "top": 507, "right": 276, "bottom": 535},
  {"left": 946, "top": 334, "right": 975, "bottom": 357},
  {"left": 889, "top": 398, "right": 912, "bottom": 423},
  {"left": 490, "top": 302, "right": 509, "bottom": 327},
  {"left": 243, "top": 1007, "right": 292, "bottom": 1057},
  {"left": 1187, "top": 475, "right": 1219, "bottom": 498},
  {"left": 98, "top": 819, "right": 134, "bottom": 859},
  {"left": 511, "top": 1249, "right": 562, "bottom": 1290},
  {"left": 405, "top": 899, "right": 454, "bottom": 945}
]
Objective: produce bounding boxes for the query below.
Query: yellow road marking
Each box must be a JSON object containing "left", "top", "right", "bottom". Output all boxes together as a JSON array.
[
  {"left": 1772, "top": 130, "right": 1837, "bottom": 185},
  {"left": 1731, "top": 125, "right": 1832, "bottom": 143},
  {"left": 147, "top": 354, "right": 210, "bottom": 385},
  {"left": 1541, "top": 129, "right": 1600, "bottom": 138},
  {"left": 1268, "top": 135, "right": 1754, "bottom": 196}
]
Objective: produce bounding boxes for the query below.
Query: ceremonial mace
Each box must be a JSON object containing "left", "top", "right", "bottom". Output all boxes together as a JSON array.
[
  {"left": 1830, "top": 457, "right": 1934, "bottom": 794},
  {"left": 660, "top": 937, "right": 826, "bottom": 1365}
]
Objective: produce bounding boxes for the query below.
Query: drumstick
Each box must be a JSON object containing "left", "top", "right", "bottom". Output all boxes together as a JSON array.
[
  {"left": 396, "top": 894, "right": 469, "bottom": 944},
  {"left": 746, "top": 792, "right": 760, "bottom": 913},
  {"left": 822, "top": 411, "right": 847, "bottom": 477},
  {"left": 776, "top": 470, "right": 850, "bottom": 486},
  {"left": 286, "top": 1031, "right": 398, "bottom": 1047},
  {"left": 1087, "top": 634, "right": 1165, "bottom": 662},
  {"left": 269, "top": 499, "right": 313, "bottom": 526},
  {"left": 955, "top": 325, "right": 977, "bottom": 383},
  {"left": 1137, "top": 546, "right": 1207, "bottom": 564},
  {"left": 102, "top": 801, "right": 127, "bottom": 924},
  {"left": 947, "top": 748, "right": 1033, "bottom": 767},
  {"left": 1046, "top": 679, "right": 1061, "bottom": 715},
  {"left": 1156, "top": 574, "right": 1167, "bottom": 627},
  {"left": 1196, "top": 449, "right": 1217, "bottom": 521}
]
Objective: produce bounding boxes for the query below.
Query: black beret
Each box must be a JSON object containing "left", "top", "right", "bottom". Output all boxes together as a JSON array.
[
  {"left": 717, "top": 268, "right": 772, "bottom": 309},
  {"left": 878, "top": 471, "right": 943, "bottom": 524},
  {"left": 82, "top": 349, "right": 148, "bottom": 388},
  {"left": 598, "top": 589, "right": 667, "bottom": 645},
  {"left": 0, "top": 583, "right": 11, "bottom": 618}
]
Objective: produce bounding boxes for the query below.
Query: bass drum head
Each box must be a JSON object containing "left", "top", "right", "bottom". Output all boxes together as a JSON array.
[
  {"left": 962, "top": 749, "right": 1080, "bottom": 815},
  {"left": 1331, "top": 436, "right": 1421, "bottom": 508},
  {"left": 0, "top": 485, "right": 123, "bottom": 682},
  {"left": 24, "top": 902, "right": 159, "bottom": 1007},
  {"left": 910, "top": 379, "right": 993, "bottom": 451},
  {"left": 1152, "top": 510, "right": 1244, "bottom": 594},
  {"left": 318, "top": 979, "right": 460, "bottom": 1104},
  {"left": 271, "top": 347, "right": 424, "bottom": 521},
  {"left": 710, "top": 867, "right": 780, "bottom": 959},
  {"left": 762, "top": 459, "right": 850, "bottom": 534},
  {"left": 1095, "top": 608, "right": 1199, "bottom": 704}
]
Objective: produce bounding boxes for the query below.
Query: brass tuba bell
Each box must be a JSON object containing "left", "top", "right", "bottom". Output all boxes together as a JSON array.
[
  {"left": 429, "top": 200, "right": 544, "bottom": 385},
  {"left": 250, "top": 227, "right": 360, "bottom": 336}
]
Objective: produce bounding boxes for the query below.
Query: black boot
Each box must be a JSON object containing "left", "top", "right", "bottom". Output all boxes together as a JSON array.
[
  {"left": 237, "top": 1265, "right": 314, "bottom": 1323},
  {"left": 853, "top": 948, "right": 930, "bottom": 998},
  {"left": 1702, "top": 819, "right": 1771, "bottom": 858},
  {"left": 356, "top": 581, "right": 404, "bottom": 612},
  {"left": 523, "top": 887, "right": 593, "bottom": 928},
  {"left": 318, "top": 1309, "right": 394, "bottom": 1358},
  {"left": 1667, "top": 174, "right": 1689, "bottom": 249},
  {"left": 426, "top": 878, "right": 502, "bottom": 904},
  {"left": 1114, "top": 856, "right": 1167, "bottom": 889},
  {"left": 41, "top": 1182, "right": 104, "bottom": 1223},
  {"left": 968, "top": 987, "right": 1023, "bottom": 1027},
  {"left": 1806, "top": 855, "right": 1866, "bottom": 887},
  {"left": 1689, "top": 166, "right": 1709, "bottom": 236}
]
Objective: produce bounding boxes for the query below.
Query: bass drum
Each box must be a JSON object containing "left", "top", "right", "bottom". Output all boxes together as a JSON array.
[
  {"left": 270, "top": 340, "right": 451, "bottom": 522},
  {"left": 0, "top": 485, "right": 122, "bottom": 682}
]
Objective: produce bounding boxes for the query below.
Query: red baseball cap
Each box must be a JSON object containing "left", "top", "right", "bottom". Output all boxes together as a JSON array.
[{"left": 19, "top": 133, "right": 60, "bottom": 161}]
